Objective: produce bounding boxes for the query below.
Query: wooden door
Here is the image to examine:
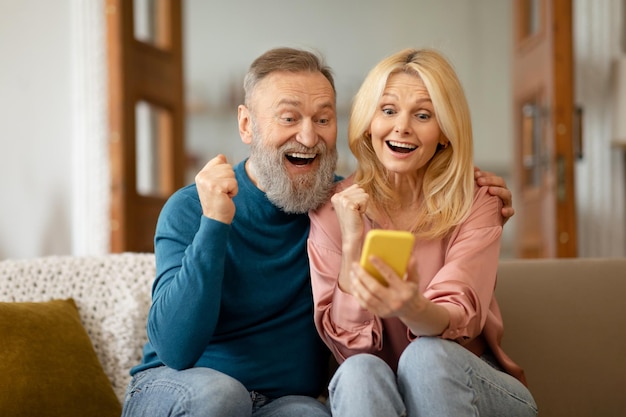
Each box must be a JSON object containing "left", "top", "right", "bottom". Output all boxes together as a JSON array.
[
  {"left": 106, "top": 0, "right": 185, "bottom": 253},
  {"left": 512, "top": 0, "right": 577, "bottom": 258}
]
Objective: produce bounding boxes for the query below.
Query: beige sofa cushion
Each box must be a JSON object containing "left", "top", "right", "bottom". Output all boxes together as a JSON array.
[{"left": 496, "top": 258, "right": 626, "bottom": 417}]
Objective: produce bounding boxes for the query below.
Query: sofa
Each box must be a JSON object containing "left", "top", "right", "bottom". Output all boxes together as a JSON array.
[{"left": 0, "top": 253, "right": 624, "bottom": 417}]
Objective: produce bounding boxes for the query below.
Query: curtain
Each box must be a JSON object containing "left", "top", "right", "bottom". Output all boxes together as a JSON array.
[
  {"left": 574, "top": 0, "right": 626, "bottom": 256},
  {"left": 71, "top": 0, "right": 110, "bottom": 255}
]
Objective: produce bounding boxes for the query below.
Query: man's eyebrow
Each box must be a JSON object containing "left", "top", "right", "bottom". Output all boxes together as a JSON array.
[
  {"left": 276, "top": 99, "right": 335, "bottom": 111},
  {"left": 318, "top": 101, "right": 335, "bottom": 110},
  {"left": 277, "top": 98, "right": 300, "bottom": 107}
]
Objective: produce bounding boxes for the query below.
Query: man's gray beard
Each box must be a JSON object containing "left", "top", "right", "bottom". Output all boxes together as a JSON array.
[{"left": 249, "top": 135, "right": 337, "bottom": 214}]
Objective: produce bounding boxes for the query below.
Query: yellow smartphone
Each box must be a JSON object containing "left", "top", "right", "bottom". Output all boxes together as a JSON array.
[{"left": 359, "top": 229, "right": 415, "bottom": 284}]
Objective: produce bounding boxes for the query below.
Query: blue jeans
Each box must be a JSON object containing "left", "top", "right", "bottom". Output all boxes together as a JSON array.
[
  {"left": 328, "top": 338, "right": 538, "bottom": 417},
  {"left": 121, "top": 366, "right": 330, "bottom": 417}
]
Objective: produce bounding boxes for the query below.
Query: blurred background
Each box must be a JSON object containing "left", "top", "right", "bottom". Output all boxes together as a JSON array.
[{"left": 1, "top": 0, "right": 624, "bottom": 260}]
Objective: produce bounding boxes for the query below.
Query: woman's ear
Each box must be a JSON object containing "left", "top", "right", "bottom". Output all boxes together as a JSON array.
[
  {"left": 437, "top": 132, "right": 449, "bottom": 148},
  {"left": 238, "top": 105, "right": 253, "bottom": 144}
]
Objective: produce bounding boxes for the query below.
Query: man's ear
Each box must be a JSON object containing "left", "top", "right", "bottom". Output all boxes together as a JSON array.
[{"left": 238, "top": 105, "right": 253, "bottom": 144}]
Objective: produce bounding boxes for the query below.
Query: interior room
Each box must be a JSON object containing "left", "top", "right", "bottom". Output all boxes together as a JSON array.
[{"left": 1, "top": 2, "right": 625, "bottom": 416}]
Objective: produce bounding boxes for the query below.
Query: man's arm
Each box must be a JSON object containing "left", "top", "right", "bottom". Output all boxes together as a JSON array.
[
  {"left": 148, "top": 191, "right": 229, "bottom": 370},
  {"left": 147, "top": 155, "right": 237, "bottom": 369},
  {"left": 474, "top": 167, "right": 514, "bottom": 224}
]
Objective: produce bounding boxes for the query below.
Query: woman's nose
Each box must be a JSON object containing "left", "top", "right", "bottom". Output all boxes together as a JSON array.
[{"left": 394, "top": 114, "right": 411, "bottom": 135}]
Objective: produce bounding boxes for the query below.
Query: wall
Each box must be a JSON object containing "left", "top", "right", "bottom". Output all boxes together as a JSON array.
[{"left": 0, "top": 0, "right": 73, "bottom": 259}]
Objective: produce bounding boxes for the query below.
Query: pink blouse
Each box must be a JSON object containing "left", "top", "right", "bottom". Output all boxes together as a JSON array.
[{"left": 307, "top": 177, "right": 527, "bottom": 385}]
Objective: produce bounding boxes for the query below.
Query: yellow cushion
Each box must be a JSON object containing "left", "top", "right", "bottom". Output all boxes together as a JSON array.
[{"left": 0, "top": 299, "right": 122, "bottom": 417}]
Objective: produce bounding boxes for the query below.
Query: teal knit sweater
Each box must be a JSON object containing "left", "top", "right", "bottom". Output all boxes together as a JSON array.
[{"left": 131, "top": 160, "right": 329, "bottom": 398}]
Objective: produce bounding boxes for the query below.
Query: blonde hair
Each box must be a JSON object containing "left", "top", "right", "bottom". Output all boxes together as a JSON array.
[{"left": 349, "top": 48, "right": 474, "bottom": 238}]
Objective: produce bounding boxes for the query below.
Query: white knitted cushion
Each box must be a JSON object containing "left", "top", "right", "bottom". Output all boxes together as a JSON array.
[{"left": 0, "top": 253, "right": 155, "bottom": 402}]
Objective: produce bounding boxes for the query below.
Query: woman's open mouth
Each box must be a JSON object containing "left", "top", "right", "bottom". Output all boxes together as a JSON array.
[{"left": 386, "top": 140, "right": 417, "bottom": 154}]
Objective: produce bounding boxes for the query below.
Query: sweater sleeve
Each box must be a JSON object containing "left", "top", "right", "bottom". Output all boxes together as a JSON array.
[{"left": 146, "top": 186, "right": 230, "bottom": 370}]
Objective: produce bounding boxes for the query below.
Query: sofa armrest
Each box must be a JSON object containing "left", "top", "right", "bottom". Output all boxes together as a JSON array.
[{"left": 496, "top": 258, "right": 626, "bottom": 417}]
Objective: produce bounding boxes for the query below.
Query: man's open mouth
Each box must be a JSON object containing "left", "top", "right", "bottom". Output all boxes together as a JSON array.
[
  {"left": 285, "top": 152, "right": 318, "bottom": 165},
  {"left": 386, "top": 140, "right": 417, "bottom": 154}
]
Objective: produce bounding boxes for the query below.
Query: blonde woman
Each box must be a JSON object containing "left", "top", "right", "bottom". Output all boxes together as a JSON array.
[{"left": 308, "top": 49, "right": 537, "bottom": 417}]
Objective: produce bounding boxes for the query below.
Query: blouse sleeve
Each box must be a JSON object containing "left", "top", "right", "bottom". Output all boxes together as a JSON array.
[
  {"left": 422, "top": 186, "right": 503, "bottom": 344},
  {"left": 307, "top": 198, "right": 384, "bottom": 363}
]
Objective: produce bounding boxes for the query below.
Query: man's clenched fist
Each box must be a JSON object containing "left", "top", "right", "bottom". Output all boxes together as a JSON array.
[{"left": 195, "top": 154, "right": 238, "bottom": 224}]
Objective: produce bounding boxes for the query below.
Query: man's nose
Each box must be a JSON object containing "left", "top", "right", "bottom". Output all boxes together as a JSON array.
[{"left": 296, "top": 119, "right": 319, "bottom": 147}]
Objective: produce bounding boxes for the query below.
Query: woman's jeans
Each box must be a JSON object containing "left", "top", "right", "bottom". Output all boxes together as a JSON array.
[
  {"left": 120, "top": 366, "right": 330, "bottom": 417},
  {"left": 328, "top": 337, "right": 538, "bottom": 417}
]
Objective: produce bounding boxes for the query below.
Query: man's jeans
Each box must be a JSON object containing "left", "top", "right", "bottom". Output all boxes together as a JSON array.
[
  {"left": 121, "top": 366, "right": 330, "bottom": 417},
  {"left": 328, "top": 337, "right": 538, "bottom": 417}
]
